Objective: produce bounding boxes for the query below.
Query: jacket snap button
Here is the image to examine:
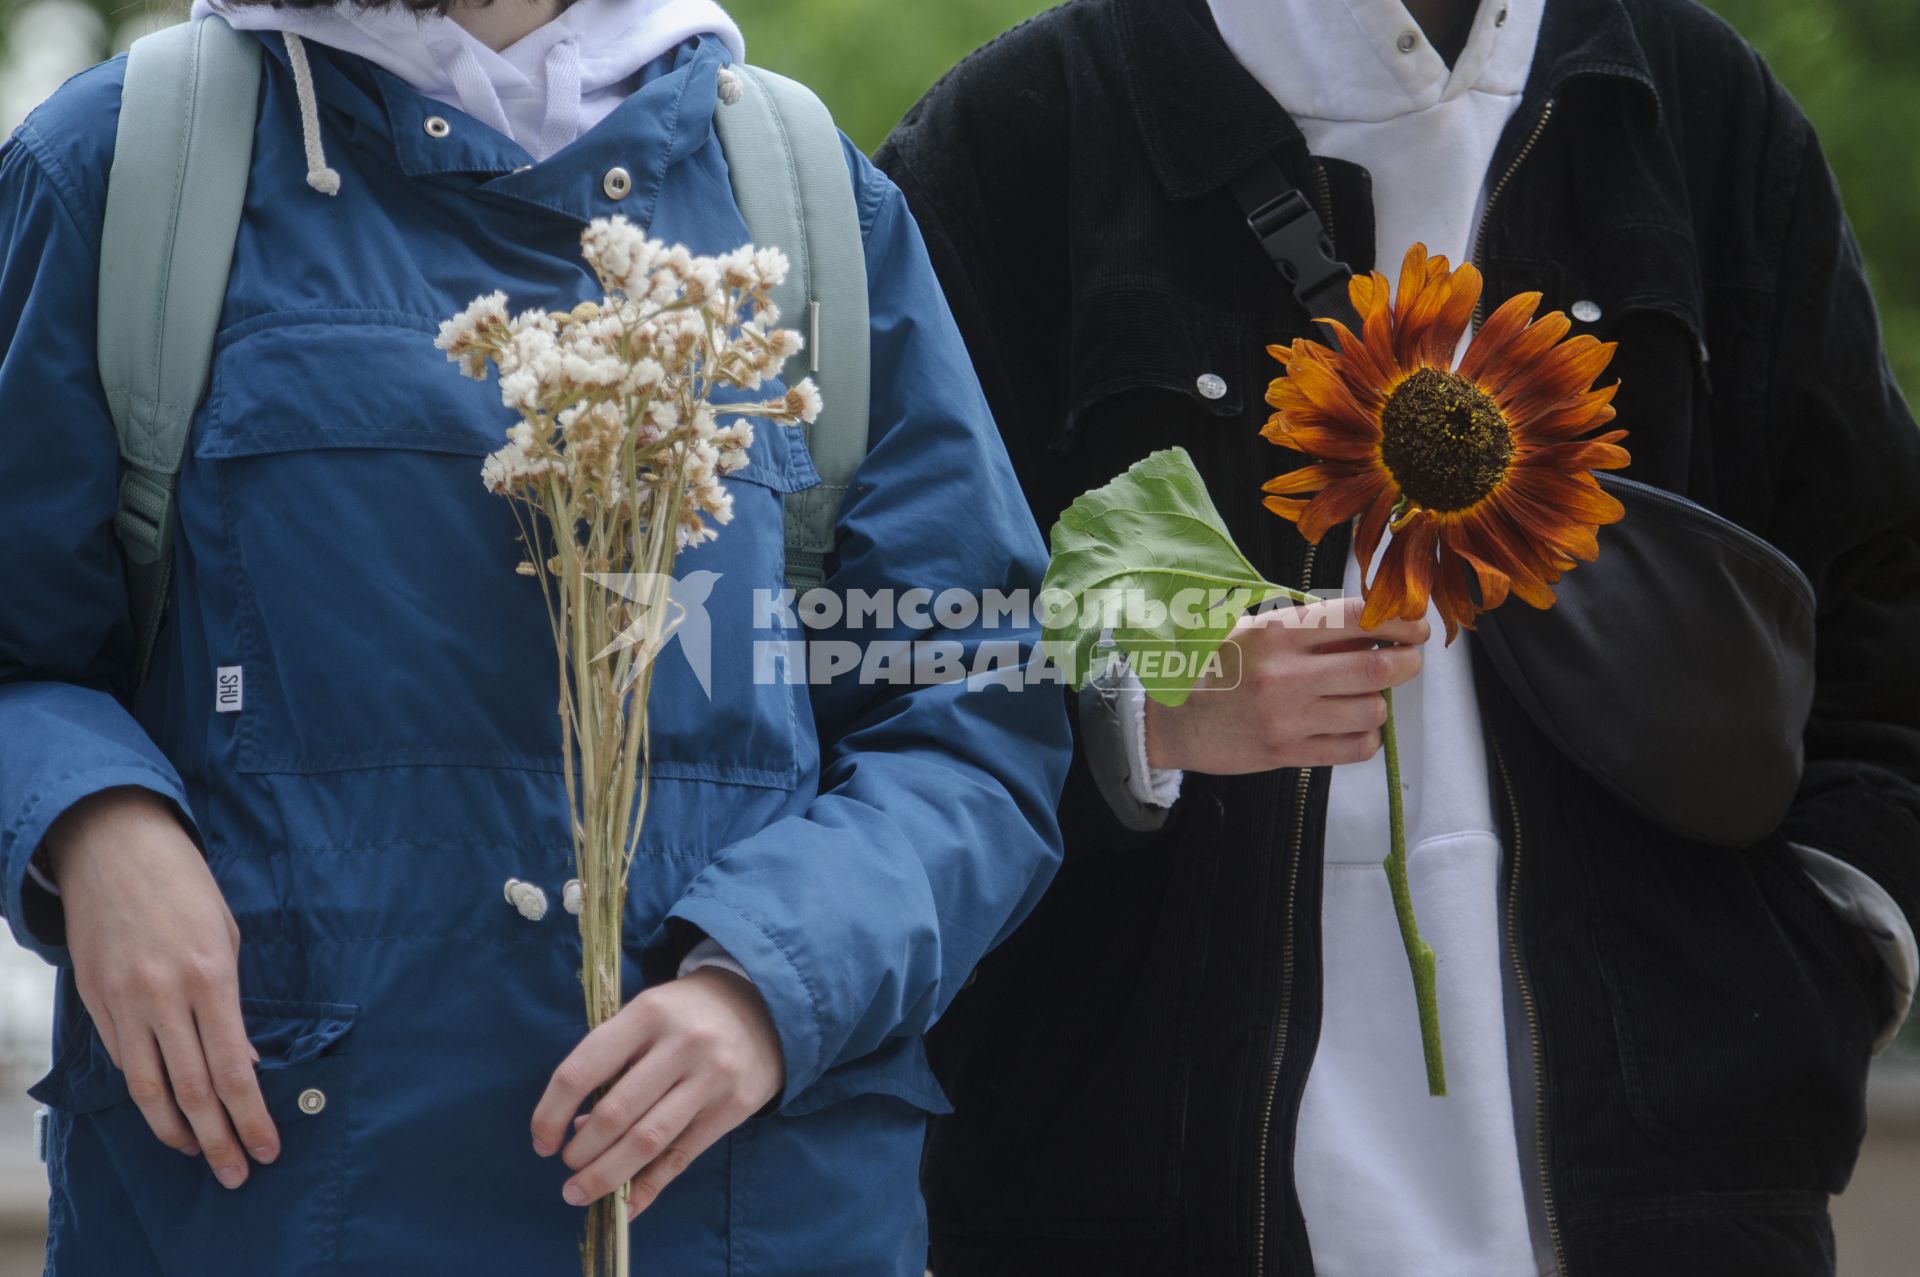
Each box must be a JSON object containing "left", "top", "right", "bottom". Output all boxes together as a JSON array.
[
  {"left": 603, "top": 167, "right": 633, "bottom": 199},
  {"left": 1396, "top": 31, "right": 1418, "bottom": 53},
  {"left": 1496, "top": 6, "right": 1510, "bottom": 26},
  {"left": 297, "top": 1088, "right": 327, "bottom": 1116},
  {"left": 423, "top": 116, "right": 451, "bottom": 139},
  {"left": 1572, "top": 299, "right": 1602, "bottom": 323},
  {"left": 1195, "top": 373, "right": 1228, "bottom": 401}
]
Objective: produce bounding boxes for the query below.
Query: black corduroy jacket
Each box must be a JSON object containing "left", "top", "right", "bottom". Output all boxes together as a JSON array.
[{"left": 877, "top": 0, "right": 1920, "bottom": 1274}]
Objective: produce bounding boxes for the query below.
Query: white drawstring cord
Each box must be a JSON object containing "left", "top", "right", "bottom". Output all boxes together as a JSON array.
[
  {"left": 536, "top": 39, "right": 581, "bottom": 163},
  {"left": 282, "top": 33, "right": 341, "bottom": 196}
]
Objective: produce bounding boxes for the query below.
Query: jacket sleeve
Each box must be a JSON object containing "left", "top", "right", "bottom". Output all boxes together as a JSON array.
[
  {"left": 0, "top": 125, "right": 200, "bottom": 965},
  {"left": 643, "top": 145, "right": 1071, "bottom": 1105},
  {"left": 878, "top": 81, "right": 1180, "bottom": 860},
  {"left": 1767, "top": 118, "right": 1920, "bottom": 952}
]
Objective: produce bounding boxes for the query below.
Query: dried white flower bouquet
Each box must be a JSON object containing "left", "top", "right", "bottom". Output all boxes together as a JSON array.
[{"left": 438, "top": 217, "right": 820, "bottom": 1277}]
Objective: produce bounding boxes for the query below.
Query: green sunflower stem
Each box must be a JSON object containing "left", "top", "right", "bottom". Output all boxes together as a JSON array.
[{"left": 1381, "top": 687, "right": 1447, "bottom": 1097}]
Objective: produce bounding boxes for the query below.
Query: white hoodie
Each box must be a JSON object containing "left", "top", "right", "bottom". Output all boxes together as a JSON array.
[{"left": 191, "top": 0, "right": 744, "bottom": 162}]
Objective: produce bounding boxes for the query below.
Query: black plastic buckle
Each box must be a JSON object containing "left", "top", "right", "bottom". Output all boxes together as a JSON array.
[{"left": 1244, "top": 190, "right": 1347, "bottom": 298}]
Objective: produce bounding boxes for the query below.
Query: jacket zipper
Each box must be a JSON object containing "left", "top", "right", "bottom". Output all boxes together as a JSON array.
[
  {"left": 1251, "top": 166, "right": 1335, "bottom": 1275},
  {"left": 1471, "top": 99, "right": 1556, "bottom": 328},
  {"left": 1311, "top": 161, "right": 1335, "bottom": 255},
  {"left": 1251, "top": 541, "right": 1317, "bottom": 1277},
  {"left": 1493, "top": 737, "right": 1568, "bottom": 1274}
]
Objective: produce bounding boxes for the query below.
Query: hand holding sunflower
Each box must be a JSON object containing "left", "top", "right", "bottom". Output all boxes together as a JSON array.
[{"left": 1262, "top": 244, "right": 1630, "bottom": 1095}]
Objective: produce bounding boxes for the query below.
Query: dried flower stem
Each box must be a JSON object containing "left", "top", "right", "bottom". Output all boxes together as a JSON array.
[{"left": 440, "top": 218, "right": 821, "bottom": 1277}]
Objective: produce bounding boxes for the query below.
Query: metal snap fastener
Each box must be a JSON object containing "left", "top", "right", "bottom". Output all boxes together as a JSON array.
[
  {"left": 1572, "top": 299, "right": 1602, "bottom": 323},
  {"left": 1496, "top": 6, "right": 1510, "bottom": 25},
  {"left": 603, "top": 166, "right": 633, "bottom": 199},
  {"left": 1396, "top": 31, "right": 1418, "bottom": 53},
  {"left": 423, "top": 116, "right": 451, "bottom": 139},
  {"left": 297, "top": 1088, "right": 327, "bottom": 1116},
  {"left": 1195, "top": 373, "right": 1228, "bottom": 401}
]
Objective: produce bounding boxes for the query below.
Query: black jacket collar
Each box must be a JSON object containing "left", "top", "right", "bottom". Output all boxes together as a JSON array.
[{"left": 1115, "top": 0, "right": 1663, "bottom": 203}]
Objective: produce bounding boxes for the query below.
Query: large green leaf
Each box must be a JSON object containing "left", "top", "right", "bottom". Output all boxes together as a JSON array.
[{"left": 1040, "top": 448, "right": 1311, "bottom": 706}]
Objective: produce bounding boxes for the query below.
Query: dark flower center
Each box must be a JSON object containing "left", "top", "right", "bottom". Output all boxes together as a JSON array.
[{"left": 1378, "top": 367, "right": 1514, "bottom": 512}]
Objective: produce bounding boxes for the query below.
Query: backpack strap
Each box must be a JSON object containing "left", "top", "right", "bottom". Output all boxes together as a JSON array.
[
  {"left": 98, "top": 16, "right": 261, "bottom": 690},
  {"left": 713, "top": 65, "right": 871, "bottom": 594}
]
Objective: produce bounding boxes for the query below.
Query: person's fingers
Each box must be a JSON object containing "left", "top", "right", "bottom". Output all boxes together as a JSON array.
[
  {"left": 119, "top": 1028, "right": 199, "bottom": 1157},
  {"left": 532, "top": 1004, "right": 654, "bottom": 1156},
  {"left": 559, "top": 1045, "right": 683, "bottom": 1172},
  {"left": 1314, "top": 644, "right": 1423, "bottom": 696},
  {"left": 563, "top": 1081, "right": 703, "bottom": 1208},
  {"left": 1359, "top": 612, "right": 1430, "bottom": 650},
  {"left": 85, "top": 998, "right": 122, "bottom": 1072},
  {"left": 193, "top": 998, "right": 278, "bottom": 1165},
  {"left": 1296, "top": 731, "right": 1384, "bottom": 767},
  {"left": 1314, "top": 692, "right": 1393, "bottom": 735},
  {"left": 626, "top": 1108, "right": 734, "bottom": 1221},
  {"left": 154, "top": 1017, "right": 247, "bottom": 1189},
  {"left": 1254, "top": 595, "right": 1428, "bottom": 653}
]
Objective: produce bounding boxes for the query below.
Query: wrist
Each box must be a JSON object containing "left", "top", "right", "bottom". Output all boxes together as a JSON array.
[
  {"left": 1142, "top": 696, "right": 1184, "bottom": 772},
  {"left": 44, "top": 787, "right": 188, "bottom": 880}
]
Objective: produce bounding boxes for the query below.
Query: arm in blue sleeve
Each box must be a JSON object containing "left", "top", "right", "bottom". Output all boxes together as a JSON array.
[
  {"left": 0, "top": 123, "right": 198, "bottom": 965},
  {"left": 644, "top": 145, "right": 1070, "bottom": 1105}
]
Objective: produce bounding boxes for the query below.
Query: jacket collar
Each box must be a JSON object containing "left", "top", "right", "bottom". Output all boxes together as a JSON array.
[
  {"left": 258, "top": 31, "right": 726, "bottom": 225},
  {"left": 1117, "top": 0, "right": 1664, "bottom": 202}
]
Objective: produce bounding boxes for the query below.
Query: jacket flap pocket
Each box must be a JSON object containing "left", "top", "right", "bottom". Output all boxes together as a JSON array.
[
  {"left": 197, "top": 313, "right": 508, "bottom": 460},
  {"left": 1064, "top": 288, "right": 1246, "bottom": 440},
  {"left": 29, "top": 999, "right": 360, "bottom": 1114},
  {"left": 241, "top": 997, "right": 360, "bottom": 1069}
]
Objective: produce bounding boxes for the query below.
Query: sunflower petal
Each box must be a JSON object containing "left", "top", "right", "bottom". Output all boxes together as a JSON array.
[
  {"left": 1456, "top": 291, "right": 1542, "bottom": 383},
  {"left": 1431, "top": 543, "right": 1479, "bottom": 644},
  {"left": 1298, "top": 468, "right": 1393, "bottom": 545},
  {"left": 1262, "top": 464, "right": 1332, "bottom": 497},
  {"left": 1362, "top": 513, "right": 1439, "bottom": 629}
]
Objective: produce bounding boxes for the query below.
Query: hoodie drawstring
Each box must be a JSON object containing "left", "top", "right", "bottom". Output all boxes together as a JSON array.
[
  {"left": 282, "top": 33, "right": 342, "bottom": 196},
  {"left": 536, "top": 39, "right": 582, "bottom": 163}
]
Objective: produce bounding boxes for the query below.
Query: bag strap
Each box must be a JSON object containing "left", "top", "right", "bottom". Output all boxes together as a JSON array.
[
  {"left": 99, "top": 15, "right": 261, "bottom": 690},
  {"left": 1229, "top": 158, "right": 1363, "bottom": 336},
  {"left": 713, "top": 64, "right": 872, "bottom": 594}
]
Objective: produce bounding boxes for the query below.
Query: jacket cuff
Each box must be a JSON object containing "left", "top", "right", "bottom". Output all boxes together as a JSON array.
[
  {"left": 1078, "top": 669, "right": 1176, "bottom": 833},
  {"left": 646, "top": 891, "right": 822, "bottom": 1107},
  {"left": 3, "top": 766, "right": 196, "bottom": 965},
  {"left": 1790, "top": 842, "right": 1917, "bottom": 1052}
]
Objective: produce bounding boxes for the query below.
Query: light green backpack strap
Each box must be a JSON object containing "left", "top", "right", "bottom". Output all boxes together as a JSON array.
[
  {"left": 713, "top": 64, "right": 872, "bottom": 594},
  {"left": 98, "top": 16, "right": 261, "bottom": 689}
]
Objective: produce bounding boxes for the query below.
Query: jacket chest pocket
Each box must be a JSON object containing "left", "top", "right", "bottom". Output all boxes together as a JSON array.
[
  {"left": 1060, "top": 287, "right": 1311, "bottom": 573},
  {"left": 1542, "top": 223, "right": 1722, "bottom": 496},
  {"left": 187, "top": 314, "right": 813, "bottom": 789}
]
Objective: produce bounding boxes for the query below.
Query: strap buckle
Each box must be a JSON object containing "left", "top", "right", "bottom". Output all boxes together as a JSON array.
[
  {"left": 1243, "top": 189, "right": 1347, "bottom": 299},
  {"left": 115, "top": 465, "right": 175, "bottom": 566}
]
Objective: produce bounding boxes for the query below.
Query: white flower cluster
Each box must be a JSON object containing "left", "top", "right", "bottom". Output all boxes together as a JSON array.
[{"left": 437, "top": 218, "right": 823, "bottom": 551}]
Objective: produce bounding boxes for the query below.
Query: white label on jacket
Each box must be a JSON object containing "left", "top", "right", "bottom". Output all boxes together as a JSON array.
[{"left": 215, "top": 666, "right": 244, "bottom": 713}]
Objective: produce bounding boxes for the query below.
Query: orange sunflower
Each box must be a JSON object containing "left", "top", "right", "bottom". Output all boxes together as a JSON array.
[{"left": 1262, "top": 244, "right": 1630, "bottom": 641}]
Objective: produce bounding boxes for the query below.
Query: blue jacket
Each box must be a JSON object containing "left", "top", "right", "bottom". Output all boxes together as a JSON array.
[{"left": 0, "top": 32, "right": 1067, "bottom": 1275}]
